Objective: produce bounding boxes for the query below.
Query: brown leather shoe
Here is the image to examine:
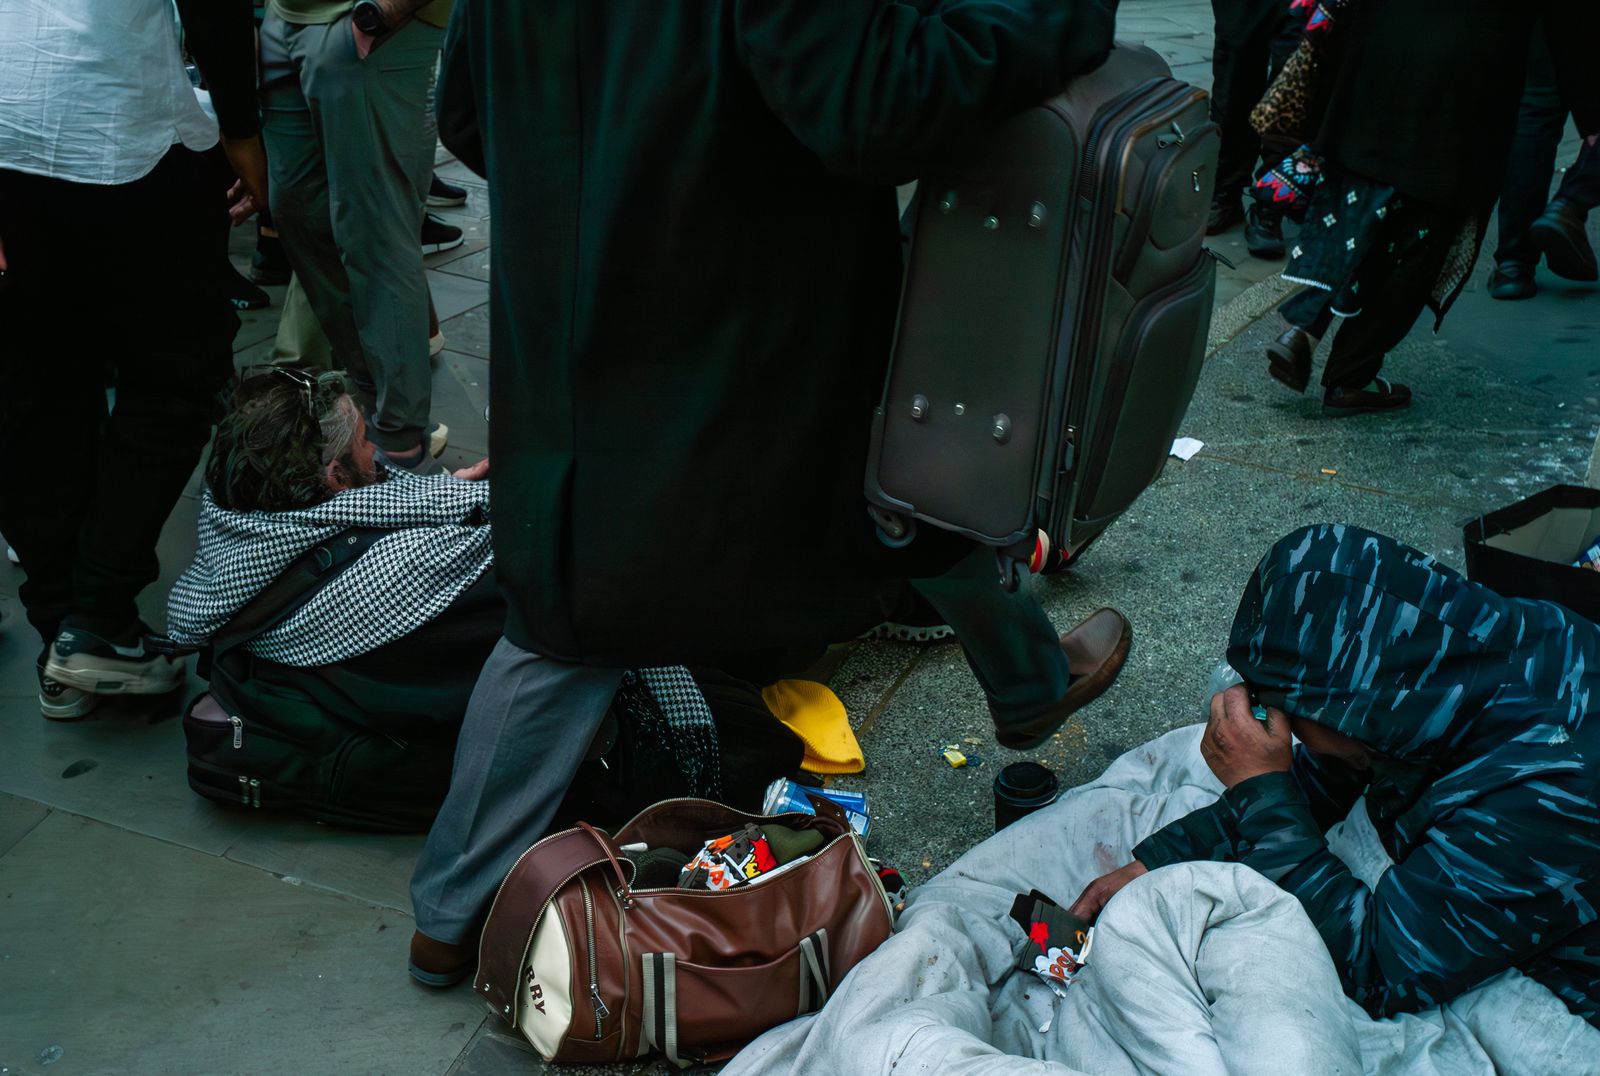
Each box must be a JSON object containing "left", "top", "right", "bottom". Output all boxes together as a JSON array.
[
  {"left": 1266, "top": 326, "right": 1315, "bottom": 393},
  {"left": 994, "top": 608, "right": 1132, "bottom": 750},
  {"left": 409, "top": 929, "right": 476, "bottom": 988}
]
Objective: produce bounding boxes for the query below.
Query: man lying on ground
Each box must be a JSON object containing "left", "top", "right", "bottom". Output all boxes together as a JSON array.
[{"left": 1074, "top": 523, "right": 1600, "bottom": 1026}]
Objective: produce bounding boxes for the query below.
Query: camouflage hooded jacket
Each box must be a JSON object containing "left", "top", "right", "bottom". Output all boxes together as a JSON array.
[{"left": 1134, "top": 524, "right": 1600, "bottom": 1026}]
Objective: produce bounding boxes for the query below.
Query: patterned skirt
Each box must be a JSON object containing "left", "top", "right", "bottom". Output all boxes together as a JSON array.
[{"left": 1282, "top": 167, "right": 1481, "bottom": 326}]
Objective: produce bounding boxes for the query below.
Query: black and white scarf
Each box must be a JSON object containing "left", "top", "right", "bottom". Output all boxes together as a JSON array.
[
  {"left": 166, "top": 470, "right": 722, "bottom": 797},
  {"left": 166, "top": 468, "right": 493, "bottom": 666}
]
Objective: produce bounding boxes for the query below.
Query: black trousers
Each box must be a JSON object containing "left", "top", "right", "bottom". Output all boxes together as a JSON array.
[
  {"left": 1496, "top": 13, "right": 1600, "bottom": 266},
  {"left": 0, "top": 147, "right": 237, "bottom": 645},
  {"left": 1281, "top": 207, "right": 1459, "bottom": 390},
  {"left": 1210, "top": 0, "right": 1303, "bottom": 202}
]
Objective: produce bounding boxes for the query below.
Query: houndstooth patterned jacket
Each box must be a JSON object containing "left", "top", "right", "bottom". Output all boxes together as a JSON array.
[{"left": 165, "top": 468, "right": 493, "bottom": 666}]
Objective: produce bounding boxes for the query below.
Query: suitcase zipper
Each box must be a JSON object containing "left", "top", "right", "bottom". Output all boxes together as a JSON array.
[
  {"left": 230, "top": 716, "right": 243, "bottom": 749},
  {"left": 1059, "top": 82, "right": 1198, "bottom": 497},
  {"left": 578, "top": 876, "right": 609, "bottom": 1039},
  {"left": 249, "top": 777, "right": 262, "bottom": 809},
  {"left": 238, "top": 775, "right": 250, "bottom": 805},
  {"left": 1044, "top": 79, "right": 1191, "bottom": 515}
]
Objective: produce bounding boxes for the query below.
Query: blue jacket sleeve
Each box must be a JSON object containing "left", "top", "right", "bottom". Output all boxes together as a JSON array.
[{"left": 1139, "top": 771, "right": 1600, "bottom": 1018}]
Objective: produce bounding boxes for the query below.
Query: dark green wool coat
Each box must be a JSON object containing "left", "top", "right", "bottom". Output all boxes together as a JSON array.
[
  {"left": 1137, "top": 524, "right": 1600, "bottom": 1027},
  {"left": 435, "top": 0, "right": 1117, "bottom": 666}
]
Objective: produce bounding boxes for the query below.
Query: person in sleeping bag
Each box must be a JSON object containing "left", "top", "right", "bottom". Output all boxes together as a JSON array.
[{"left": 1071, "top": 523, "right": 1600, "bottom": 1026}]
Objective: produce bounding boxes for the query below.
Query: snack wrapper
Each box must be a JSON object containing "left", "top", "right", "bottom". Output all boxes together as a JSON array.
[{"left": 679, "top": 824, "right": 780, "bottom": 890}]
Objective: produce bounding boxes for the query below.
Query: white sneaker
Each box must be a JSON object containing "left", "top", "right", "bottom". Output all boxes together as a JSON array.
[
  {"left": 38, "top": 661, "right": 96, "bottom": 720},
  {"left": 45, "top": 626, "right": 185, "bottom": 696}
]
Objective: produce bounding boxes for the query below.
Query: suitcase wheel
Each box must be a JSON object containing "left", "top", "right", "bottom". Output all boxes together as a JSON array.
[{"left": 869, "top": 507, "right": 917, "bottom": 549}]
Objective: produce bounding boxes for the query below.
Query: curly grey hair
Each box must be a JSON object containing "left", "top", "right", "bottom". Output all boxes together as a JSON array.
[{"left": 206, "top": 368, "right": 371, "bottom": 512}]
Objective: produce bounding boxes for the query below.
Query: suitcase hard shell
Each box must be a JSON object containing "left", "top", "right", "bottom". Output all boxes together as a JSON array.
[{"left": 865, "top": 43, "right": 1219, "bottom": 583}]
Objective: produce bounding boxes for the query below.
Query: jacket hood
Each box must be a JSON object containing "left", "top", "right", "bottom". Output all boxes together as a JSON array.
[{"left": 1226, "top": 524, "right": 1599, "bottom": 762}]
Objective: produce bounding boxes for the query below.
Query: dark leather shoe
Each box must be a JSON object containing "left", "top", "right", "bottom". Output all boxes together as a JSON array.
[
  {"left": 1529, "top": 200, "right": 1599, "bottom": 282},
  {"left": 409, "top": 929, "right": 476, "bottom": 988},
  {"left": 1206, "top": 195, "right": 1244, "bottom": 236},
  {"left": 1265, "top": 327, "right": 1315, "bottom": 393},
  {"left": 1323, "top": 376, "right": 1412, "bottom": 417},
  {"left": 994, "top": 608, "right": 1131, "bottom": 750},
  {"left": 1244, "top": 206, "right": 1285, "bottom": 259},
  {"left": 1487, "top": 260, "right": 1538, "bottom": 301}
]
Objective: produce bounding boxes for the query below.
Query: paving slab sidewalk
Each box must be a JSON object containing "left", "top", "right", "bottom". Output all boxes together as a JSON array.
[{"left": 3, "top": 2, "right": 1598, "bottom": 1072}]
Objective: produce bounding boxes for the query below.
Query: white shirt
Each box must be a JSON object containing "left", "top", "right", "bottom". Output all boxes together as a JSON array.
[{"left": 0, "top": 0, "right": 219, "bottom": 185}]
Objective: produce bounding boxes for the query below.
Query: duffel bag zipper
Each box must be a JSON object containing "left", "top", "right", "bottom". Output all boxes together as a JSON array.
[
  {"left": 230, "top": 716, "right": 243, "bottom": 749},
  {"left": 578, "top": 877, "right": 608, "bottom": 1039}
]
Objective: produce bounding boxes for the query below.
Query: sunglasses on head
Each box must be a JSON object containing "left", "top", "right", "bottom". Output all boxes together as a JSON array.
[{"left": 249, "top": 365, "right": 348, "bottom": 420}]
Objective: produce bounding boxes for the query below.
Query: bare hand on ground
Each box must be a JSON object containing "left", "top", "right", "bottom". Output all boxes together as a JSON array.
[
  {"left": 1201, "top": 684, "right": 1292, "bottom": 788},
  {"left": 220, "top": 134, "right": 269, "bottom": 226},
  {"left": 1067, "top": 860, "right": 1147, "bottom": 923},
  {"left": 452, "top": 458, "right": 490, "bottom": 481}
]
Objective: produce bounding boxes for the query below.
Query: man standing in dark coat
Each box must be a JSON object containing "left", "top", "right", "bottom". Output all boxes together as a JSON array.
[{"left": 406, "top": 0, "right": 1128, "bottom": 985}]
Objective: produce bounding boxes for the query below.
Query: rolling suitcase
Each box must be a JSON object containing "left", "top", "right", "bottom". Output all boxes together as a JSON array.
[{"left": 865, "top": 43, "right": 1219, "bottom": 588}]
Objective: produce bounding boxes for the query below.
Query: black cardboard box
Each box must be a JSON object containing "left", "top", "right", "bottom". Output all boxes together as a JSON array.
[{"left": 1463, "top": 484, "right": 1600, "bottom": 623}]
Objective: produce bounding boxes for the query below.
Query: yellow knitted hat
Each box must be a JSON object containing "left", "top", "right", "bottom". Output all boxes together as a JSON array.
[{"left": 761, "top": 679, "right": 864, "bottom": 775}]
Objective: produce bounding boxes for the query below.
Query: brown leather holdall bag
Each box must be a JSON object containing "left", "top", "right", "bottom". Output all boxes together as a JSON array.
[{"left": 474, "top": 797, "right": 894, "bottom": 1065}]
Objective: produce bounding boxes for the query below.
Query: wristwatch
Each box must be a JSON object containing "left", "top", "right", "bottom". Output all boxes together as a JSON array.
[{"left": 351, "top": 0, "right": 390, "bottom": 36}]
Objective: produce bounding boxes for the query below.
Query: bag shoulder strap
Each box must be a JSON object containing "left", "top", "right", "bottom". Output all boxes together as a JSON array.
[
  {"left": 476, "top": 825, "right": 632, "bottom": 1025},
  {"left": 207, "top": 527, "right": 388, "bottom": 660}
]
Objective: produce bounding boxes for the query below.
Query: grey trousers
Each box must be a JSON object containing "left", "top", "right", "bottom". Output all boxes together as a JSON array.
[
  {"left": 260, "top": 13, "right": 440, "bottom": 453},
  {"left": 411, "top": 639, "right": 624, "bottom": 943},
  {"left": 409, "top": 552, "right": 1072, "bottom": 945}
]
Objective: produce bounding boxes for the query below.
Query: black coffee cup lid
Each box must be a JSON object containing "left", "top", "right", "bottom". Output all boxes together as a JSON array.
[{"left": 994, "top": 761, "right": 1059, "bottom": 805}]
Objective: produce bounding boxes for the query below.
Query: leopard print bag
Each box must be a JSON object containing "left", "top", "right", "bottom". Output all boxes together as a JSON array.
[{"left": 1250, "top": 38, "right": 1319, "bottom": 141}]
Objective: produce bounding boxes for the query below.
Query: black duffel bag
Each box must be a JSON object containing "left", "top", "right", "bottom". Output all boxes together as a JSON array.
[
  {"left": 1462, "top": 484, "right": 1600, "bottom": 624},
  {"left": 180, "top": 528, "right": 803, "bottom": 833}
]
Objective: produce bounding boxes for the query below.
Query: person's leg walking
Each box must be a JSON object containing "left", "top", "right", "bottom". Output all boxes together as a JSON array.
[
  {"left": 1320, "top": 219, "right": 1457, "bottom": 409},
  {"left": 1265, "top": 285, "right": 1335, "bottom": 392},
  {"left": 911, "top": 546, "right": 1071, "bottom": 723},
  {"left": 910, "top": 544, "right": 1128, "bottom": 749},
  {"left": 292, "top": 17, "right": 441, "bottom": 458},
  {"left": 1493, "top": 36, "right": 1565, "bottom": 280},
  {"left": 1555, "top": 135, "right": 1600, "bottom": 213},
  {"left": 1209, "top": 0, "right": 1278, "bottom": 230},
  {"left": 410, "top": 639, "right": 624, "bottom": 959},
  {"left": 260, "top": 14, "right": 374, "bottom": 386},
  {"left": 271, "top": 274, "right": 337, "bottom": 369}
]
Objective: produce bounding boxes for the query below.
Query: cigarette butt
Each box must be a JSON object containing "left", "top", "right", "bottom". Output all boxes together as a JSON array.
[{"left": 1320, "top": 467, "right": 1338, "bottom": 476}]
